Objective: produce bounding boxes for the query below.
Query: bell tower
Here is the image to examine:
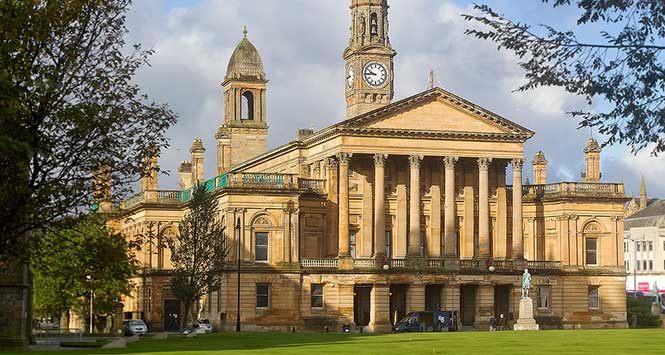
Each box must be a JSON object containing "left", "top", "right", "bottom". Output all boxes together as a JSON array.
[
  {"left": 343, "top": 0, "right": 396, "bottom": 119},
  {"left": 217, "top": 28, "right": 268, "bottom": 173}
]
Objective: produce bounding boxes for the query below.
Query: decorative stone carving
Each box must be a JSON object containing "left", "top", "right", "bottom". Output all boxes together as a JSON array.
[
  {"left": 325, "top": 156, "right": 338, "bottom": 168},
  {"left": 337, "top": 152, "right": 352, "bottom": 166},
  {"left": 511, "top": 158, "right": 524, "bottom": 171},
  {"left": 443, "top": 156, "right": 458, "bottom": 169},
  {"left": 409, "top": 155, "right": 423, "bottom": 168},
  {"left": 374, "top": 153, "right": 387, "bottom": 167},
  {"left": 477, "top": 157, "right": 492, "bottom": 170}
]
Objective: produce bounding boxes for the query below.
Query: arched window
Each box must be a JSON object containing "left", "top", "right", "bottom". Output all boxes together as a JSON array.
[
  {"left": 241, "top": 91, "right": 254, "bottom": 120},
  {"left": 370, "top": 13, "right": 379, "bottom": 36},
  {"left": 583, "top": 222, "right": 602, "bottom": 266}
]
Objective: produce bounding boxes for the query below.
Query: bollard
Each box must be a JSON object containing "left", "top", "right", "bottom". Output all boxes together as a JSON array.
[{"left": 292, "top": 326, "right": 296, "bottom": 333}]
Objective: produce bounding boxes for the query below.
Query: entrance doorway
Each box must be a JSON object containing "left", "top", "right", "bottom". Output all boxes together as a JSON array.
[
  {"left": 389, "top": 284, "right": 407, "bottom": 325},
  {"left": 354, "top": 285, "right": 372, "bottom": 327},
  {"left": 425, "top": 285, "right": 442, "bottom": 311},
  {"left": 494, "top": 285, "right": 511, "bottom": 319},
  {"left": 460, "top": 285, "right": 477, "bottom": 326},
  {"left": 164, "top": 300, "right": 181, "bottom": 331}
]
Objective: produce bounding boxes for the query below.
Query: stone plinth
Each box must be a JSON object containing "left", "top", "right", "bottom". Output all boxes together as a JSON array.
[
  {"left": 651, "top": 303, "right": 661, "bottom": 317},
  {"left": 514, "top": 297, "right": 539, "bottom": 331}
]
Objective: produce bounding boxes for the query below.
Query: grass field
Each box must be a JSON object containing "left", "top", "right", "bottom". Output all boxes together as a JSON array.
[{"left": 18, "top": 329, "right": 665, "bottom": 355}]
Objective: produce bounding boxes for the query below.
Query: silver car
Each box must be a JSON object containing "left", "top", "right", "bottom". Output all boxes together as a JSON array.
[{"left": 123, "top": 320, "right": 148, "bottom": 336}]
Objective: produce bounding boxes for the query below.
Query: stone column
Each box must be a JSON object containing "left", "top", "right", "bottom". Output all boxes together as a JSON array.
[
  {"left": 326, "top": 157, "right": 339, "bottom": 257},
  {"left": 478, "top": 158, "right": 491, "bottom": 258},
  {"left": 338, "top": 153, "right": 352, "bottom": 259},
  {"left": 406, "top": 283, "right": 425, "bottom": 313},
  {"left": 444, "top": 156, "right": 458, "bottom": 258},
  {"left": 369, "top": 284, "right": 391, "bottom": 333},
  {"left": 495, "top": 162, "right": 508, "bottom": 259},
  {"left": 374, "top": 154, "right": 387, "bottom": 258},
  {"left": 511, "top": 158, "right": 524, "bottom": 260},
  {"left": 409, "top": 155, "right": 423, "bottom": 257}
]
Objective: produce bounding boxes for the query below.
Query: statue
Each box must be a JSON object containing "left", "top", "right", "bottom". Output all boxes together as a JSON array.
[
  {"left": 654, "top": 282, "right": 660, "bottom": 304},
  {"left": 521, "top": 269, "right": 532, "bottom": 298}
]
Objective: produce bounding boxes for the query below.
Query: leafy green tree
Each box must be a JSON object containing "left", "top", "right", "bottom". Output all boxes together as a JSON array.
[
  {"left": 31, "top": 216, "right": 138, "bottom": 328},
  {"left": 627, "top": 297, "right": 662, "bottom": 328},
  {"left": 0, "top": 0, "right": 177, "bottom": 265},
  {"left": 169, "top": 184, "right": 230, "bottom": 327},
  {"left": 464, "top": 0, "right": 665, "bottom": 154}
]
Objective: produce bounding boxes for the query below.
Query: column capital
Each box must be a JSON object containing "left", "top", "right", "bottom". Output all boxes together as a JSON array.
[
  {"left": 409, "top": 155, "right": 423, "bottom": 168},
  {"left": 477, "top": 157, "right": 492, "bottom": 170},
  {"left": 325, "top": 156, "right": 338, "bottom": 168},
  {"left": 511, "top": 158, "right": 524, "bottom": 171},
  {"left": 337, "top": 152, "right": 352, "bottom": 166},
  {"left": 443, "top": 156, "right": 458, "bottom": 169},
  {"left": 373, "top": 153, "right": 388, "bottom": 167}
]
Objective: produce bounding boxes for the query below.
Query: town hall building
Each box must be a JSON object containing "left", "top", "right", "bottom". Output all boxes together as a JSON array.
[{"left": 115, "top": 0, "right": 628, "bottom": 332}]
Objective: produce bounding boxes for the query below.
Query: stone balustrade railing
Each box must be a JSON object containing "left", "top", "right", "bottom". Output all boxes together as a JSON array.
[
  {"left": 507, "top": 182, "right": 624, "bottom": 199},
  {"left": 299, "top": 179, "right": 326, "bottom": 193},
  {"left": 297, "top": 258, "right": 562, "bottom": 272}
]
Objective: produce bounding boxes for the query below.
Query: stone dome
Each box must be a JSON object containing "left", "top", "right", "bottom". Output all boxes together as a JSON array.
[
  {"left": 584, "top": 137, "right": 601, "bottom": 153},
  {"left": 225, "top": 29, "right": 265, "bottom": 81}
]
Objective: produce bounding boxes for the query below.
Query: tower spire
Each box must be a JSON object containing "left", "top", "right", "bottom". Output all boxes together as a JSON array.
[{"left": 640, "top": 175, "right": 647, "bottom": 209}]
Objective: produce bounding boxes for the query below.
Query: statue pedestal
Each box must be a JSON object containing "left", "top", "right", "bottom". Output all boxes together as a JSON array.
[
  {"left": 651, "top": 303, "right": 661, "bottom": 317},
  {"left": 514, "top": 297, "right": 539, "bottom": 331}
]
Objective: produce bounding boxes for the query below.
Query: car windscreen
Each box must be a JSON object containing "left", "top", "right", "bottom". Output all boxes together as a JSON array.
[{"left": 129, "top": 320, "right": 145, "bottom": 326}]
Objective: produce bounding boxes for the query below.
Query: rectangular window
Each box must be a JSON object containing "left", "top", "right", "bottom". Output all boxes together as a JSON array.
[
  {"left": 256, "top": 284, "right": 269, "bottom": 308},
  {"left": 255, "top": 232, "right": 268, "bottom": 262},
  {"left": 537, "top": 286, "right": 550, "bottom": 309},
  {"left": 441, "top": 232, "right": 446, "bottom": 257},
  {"left": 626, "top": 260, "right": 630, "bottom": 271},
  {"left": 586, "top": 238, "right": 598, "bottom": 265},
  {"left": 637, "top": 242, "right": 641, "bottom": 252},
  {"left": 350, "top": 230, "right": 357, "bottom": 259},
  {"left": 385, "top": 231, "right": 391, "bottom": 258},
  {"left": 588, "top": 286, "right": 600, "bottom": 309},
  {"left": 649, "top": 260, "right": 653, "bottom": 271},
  {"left": 638, "top": 260, "right": 641, "bottom": 270},
  {"left": 649, "top": 241, "right": 653, "bottom": 251},
  {"left": 643, "top": 260, "right": 647, "bottom": 270},
  {"left": 310, "top": 284, "right": 323, "bottom": 309},
  {"left": 663, "top": 241, "right": 665, "bottom": 251}
]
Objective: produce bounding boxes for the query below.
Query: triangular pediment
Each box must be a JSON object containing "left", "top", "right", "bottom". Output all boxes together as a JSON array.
[{"left": 343, "top": 88, "right": 534, "bottom": 138}]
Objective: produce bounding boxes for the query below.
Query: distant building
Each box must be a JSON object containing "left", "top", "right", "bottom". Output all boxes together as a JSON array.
[{"left": 624, "top": 194, "right": 665, "bottom": 296}]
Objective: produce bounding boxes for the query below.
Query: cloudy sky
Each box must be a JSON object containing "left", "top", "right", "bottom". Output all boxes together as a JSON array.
[{"left": 125, "top": 0, "right": 664, "bottom": 198}]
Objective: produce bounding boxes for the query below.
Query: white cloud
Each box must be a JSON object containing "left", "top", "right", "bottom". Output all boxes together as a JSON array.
[{"left": 123, "top": 0, "right": 664, "bottom": 197}]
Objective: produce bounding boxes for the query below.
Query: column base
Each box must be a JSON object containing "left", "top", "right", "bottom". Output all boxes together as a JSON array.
[
  {"left": 338, "top": 255, "right": 353, "bottom": 270},
  {"left": 367, "top": 322, "right": 393, "bottom": 333}
]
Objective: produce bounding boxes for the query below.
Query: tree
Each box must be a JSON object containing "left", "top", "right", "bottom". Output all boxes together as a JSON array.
[
  {"left": 31, "top": 215, "right": 138, "bottom": 329},
  {"left": 169, "top": 184, "right": 230, "bottom": 327},
  {"left": 0, "top": 0, "right": 177, "bottom": 265},
  {"left": 464, "top": 0, "right": 665, "bottom": 154}
]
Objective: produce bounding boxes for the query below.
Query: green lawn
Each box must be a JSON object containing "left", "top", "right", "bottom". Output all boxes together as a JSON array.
[{"left": 16, "top": 329, "right": 665, "bottom": 355}]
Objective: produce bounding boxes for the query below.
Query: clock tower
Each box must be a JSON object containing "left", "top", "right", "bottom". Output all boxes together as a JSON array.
[{"left": 344, "top": 0, "right": 396, "bottom": 118}]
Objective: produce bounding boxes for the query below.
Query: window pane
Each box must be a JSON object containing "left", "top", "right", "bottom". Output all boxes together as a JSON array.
[
  {"left": 311, "top": 284, "right": 323, "bottom": 308},
  {"left": 256, "top": 284, "right": 269, "bottom": 308},
  {"left": 255, "top": 233, "right": 268, "bottom": 261},
  {"left": 537, "top": 286, "right": 549, "bottom": 309},
  {"left": 586, "top": 238, "right": 597, "bottom": 265},
  {"left": 385, "top": 231, "right": 391, "bottom": 258},
  {"left": 588, "top": 287, "right": 599, "bottom": 309}
]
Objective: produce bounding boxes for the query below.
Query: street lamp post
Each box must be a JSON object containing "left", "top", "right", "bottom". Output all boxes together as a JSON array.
[
  {"left": 235, "top": 217, "right": 241, "bottom": 332},
  {"left": 86, "top": 275, "right": 93, "bottom": 334}
]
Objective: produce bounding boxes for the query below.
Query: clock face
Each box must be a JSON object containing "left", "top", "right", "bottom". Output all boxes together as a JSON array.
[
  {"left": 347, "top": 65, "right": 355, "bottom": 88},
  {"left": 363, "top": 61, "right": 388, "bottom": 87}
]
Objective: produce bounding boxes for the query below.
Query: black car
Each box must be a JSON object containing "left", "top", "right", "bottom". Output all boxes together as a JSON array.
[{"left": 393, "top": 311, "right": 455, "bottom": 333}]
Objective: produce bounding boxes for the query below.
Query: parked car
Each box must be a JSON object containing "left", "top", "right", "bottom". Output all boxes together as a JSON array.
[
  {"left": 36, "top": 318, "right": 59, "bottom": 330},
  {"left": 123, "top": 319, "right": 148, "bottom": 336},
  {"left": 393, "top": 311, "right": 455, "bottom": 333},
  {"left": 197, "top": 319, "right": 214, "bottom": 333},
  {"left": 179, "top": 323, "right": 207, "bottom": 336}
]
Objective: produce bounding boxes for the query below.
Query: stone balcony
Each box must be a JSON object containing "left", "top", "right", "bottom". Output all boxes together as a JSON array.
[
  {"left": 507, "top": 182, "right": 625, "bottom": 201},
  {"left": 122, "top": 173, "right": 326, "bottom": 209},
  {"left": 299, "top": 257, "right": 563, "bottom": 274}
]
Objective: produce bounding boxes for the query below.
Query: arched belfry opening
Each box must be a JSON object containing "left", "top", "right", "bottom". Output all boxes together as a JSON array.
[
  {"left": 370, "top": 12, "right": 379, "bottom": 36},
  {"left": 241, "top": 91, "right": 255, "bottom": 121}
]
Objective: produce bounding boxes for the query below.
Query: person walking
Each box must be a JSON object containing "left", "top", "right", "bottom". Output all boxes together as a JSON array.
[
  {"left": 498, "top": 313, "right": 507, "bottom": 331},
  {"left": 489, "top": 315, "right": 497, "bottom": 332}
]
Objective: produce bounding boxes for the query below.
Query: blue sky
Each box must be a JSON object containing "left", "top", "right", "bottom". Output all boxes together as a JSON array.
[{"left": 126, "top": 0, "right": 664, "bottom": 198}]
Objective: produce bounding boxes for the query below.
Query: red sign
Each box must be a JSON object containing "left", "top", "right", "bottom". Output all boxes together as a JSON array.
[{"left": 638, "top": 282, "right": 650, "bottom": 291}]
